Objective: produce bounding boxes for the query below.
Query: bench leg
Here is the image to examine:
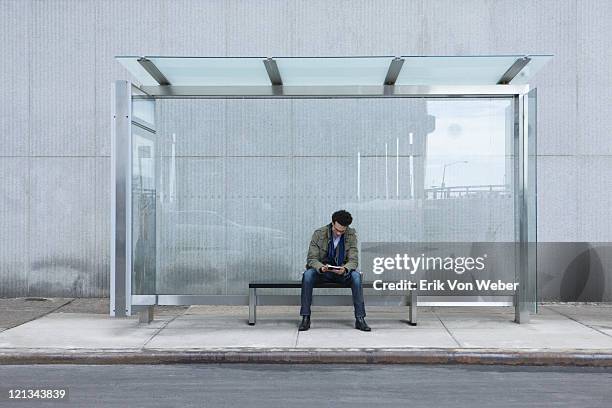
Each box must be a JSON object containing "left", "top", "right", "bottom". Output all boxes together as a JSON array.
[
  {"left": 408, "top": 290, "right": 417, "bottom": 326},
  {"left": 248, "top": 287, "right": 256, "bottom": 325},
  {"left": 139, "top": 306, "right": 154, "bottom": 324}
]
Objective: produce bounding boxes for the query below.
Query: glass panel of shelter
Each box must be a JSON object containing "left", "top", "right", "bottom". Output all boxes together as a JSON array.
[
  {"left": 131, "top": 125, "right": 157, "bottom": 296},
  {"left": 144, "top": 97, "right": 518, "bottom": 298}
]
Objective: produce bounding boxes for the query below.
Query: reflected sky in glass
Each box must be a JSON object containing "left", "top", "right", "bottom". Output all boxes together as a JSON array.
[{"left": 425, "top": 99, "right": 512, "bottom": 188}]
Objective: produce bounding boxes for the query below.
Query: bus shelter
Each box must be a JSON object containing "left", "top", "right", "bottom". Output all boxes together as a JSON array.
[{"left": 110, "top": 55, "right": 551, "bottom": 323}]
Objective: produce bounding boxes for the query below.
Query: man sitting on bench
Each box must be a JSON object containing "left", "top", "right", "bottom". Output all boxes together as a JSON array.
[{"left": 299, "top": 210, "right": 371, "bottom": 332}]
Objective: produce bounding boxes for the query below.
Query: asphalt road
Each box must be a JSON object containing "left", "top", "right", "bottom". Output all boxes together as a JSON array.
[{"left": 0, "top": 364, "right": 611, "bottom": 408}]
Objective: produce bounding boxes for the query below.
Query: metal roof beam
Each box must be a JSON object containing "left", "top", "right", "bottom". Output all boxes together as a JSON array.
[
  {"left": 497, "top": 56, "right": 531, "bottom": 85},
  {"left": 263, "top": 58, "right": 283, "bottom": 86},
  {"left": 384, "top": 57, "right": 405, "bottom": 85},
  {"left": 137, "top": 57, "right": 171, "bottom": 86}
]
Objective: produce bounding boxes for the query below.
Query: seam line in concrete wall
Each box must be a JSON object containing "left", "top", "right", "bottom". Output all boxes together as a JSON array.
[{"left": 26, "top": 0, "right": 32, "bottom": 297}]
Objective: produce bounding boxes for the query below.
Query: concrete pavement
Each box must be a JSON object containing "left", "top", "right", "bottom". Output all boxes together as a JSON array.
[{"left": 1, "top": 299, "right": 612, "bottom": 365}]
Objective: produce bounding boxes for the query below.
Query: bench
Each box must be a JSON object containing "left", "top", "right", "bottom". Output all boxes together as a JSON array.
[{"left": 248, "top": 281, "right": 417, "bottom": 326}]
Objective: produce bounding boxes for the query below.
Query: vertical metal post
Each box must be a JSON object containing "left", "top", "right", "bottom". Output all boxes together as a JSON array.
[
  {"left": 138, "top": 306, "right": 154, "bottom": 323},
  {"left": 111, "top": 80, "right": 132, "bottom": 317},
  {"left": 248, "top": 287, "right": 257, "bottom": 325},
  {"left": 527, "top": 89, "right": 538, "bottom": 315},
  {"left": 408, "top": 289, "right": 417, "bottom": 326},
  {"left": 515, "top": 93, "right": 530, "bottom": 323}
]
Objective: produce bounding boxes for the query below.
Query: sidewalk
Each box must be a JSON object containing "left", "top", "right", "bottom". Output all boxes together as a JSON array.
[{"left": 1, "top": 298, "right": 612, "bottom": 365}]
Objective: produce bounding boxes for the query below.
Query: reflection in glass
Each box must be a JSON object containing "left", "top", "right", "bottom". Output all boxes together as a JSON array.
[
  {"left": 132, "top": 127, "right": 156, "bottom": 295},
  {"left": 152, "top": 98, "right": 515, "bottom": 295}
]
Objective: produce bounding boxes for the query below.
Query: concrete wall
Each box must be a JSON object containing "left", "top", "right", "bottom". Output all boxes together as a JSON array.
[{"left": 1, "top": 0, "right": 611, "bottom": 300}]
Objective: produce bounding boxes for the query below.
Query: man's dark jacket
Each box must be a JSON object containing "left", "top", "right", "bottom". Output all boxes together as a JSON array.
[{"left": 305, "top": 223, "right": 359, "bottom": 272}]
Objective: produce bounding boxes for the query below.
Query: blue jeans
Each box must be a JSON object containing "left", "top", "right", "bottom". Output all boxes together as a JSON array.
[{"left": 300, "top": 268, "right": 366, "bottom": 318}]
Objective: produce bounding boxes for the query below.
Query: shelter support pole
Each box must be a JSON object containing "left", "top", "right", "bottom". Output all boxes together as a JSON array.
[
  {"left": 110, "top": 80, "right": 132, "bottom": 317},
  {"left": 139, "top": 306, "right": 154, "bottom": 323},
  {"left": 515, "top": 93, "right": 530, "bottom": 324}
]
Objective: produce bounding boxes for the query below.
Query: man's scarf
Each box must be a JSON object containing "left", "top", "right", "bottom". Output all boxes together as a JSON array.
[{"left": 326, "top": 223, "right": 346, "bottom": 266}]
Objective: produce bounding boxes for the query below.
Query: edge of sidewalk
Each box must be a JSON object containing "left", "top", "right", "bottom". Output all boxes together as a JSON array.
[{"left": 2, "top": 348, "right": 612, "bottom": 366}]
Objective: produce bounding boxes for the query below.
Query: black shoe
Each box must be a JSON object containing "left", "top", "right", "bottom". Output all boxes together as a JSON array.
[
  {"left": 355, "top": 317, "right": 371, "bottom": 332},
  {"left": 298, "top": 316, "right": 311, "bottom": 331}
]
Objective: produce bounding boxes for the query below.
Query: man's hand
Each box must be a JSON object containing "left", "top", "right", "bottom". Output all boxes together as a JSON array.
[
  {"left": 327, "top": 265, "right": 346, "bottom": 275},
  {"left": 321, "top": 265, "right": 346, "bottom": 275}
]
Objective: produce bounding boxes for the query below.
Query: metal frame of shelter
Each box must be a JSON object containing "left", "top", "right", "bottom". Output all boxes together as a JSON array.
[{"left": 111, "top": 55, "right": 544, "bottom": 324}]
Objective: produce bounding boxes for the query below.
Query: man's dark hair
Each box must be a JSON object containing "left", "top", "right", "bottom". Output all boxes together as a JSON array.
[{"left": 332, "top": 210, "right": 353, "bottom": 227}]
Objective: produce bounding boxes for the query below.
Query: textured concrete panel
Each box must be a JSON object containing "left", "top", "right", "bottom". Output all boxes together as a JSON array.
[
  {"left": 0, "top": 0, "right": 30, "bottom": 157},
  {"left": 224, "top": 157, "right": 293, "bottom": 292},
  {"left": 577, "top": 156, "right": 612, "bottom": 241},
  {"left": 577, "top": 0, "right": 612, "bottom": 155},
  {"left": 423, "top": 0, "right": 574, "bottom": 57},
  {"left": 158, "top": 99, "right": 226, "bottom": 157},
  {"left": 225, "top": 99, "right": 293, "bottom": 156},
  {"left": 293, "top": 99, "right": 388, "bottom": 156},
  {"left": 423, "top": 0, "right": 577, "bottom": 156},
  {"left": 160, "top": 0, "right": 226, "bottom": 55},
  {"left": 422, "top": 196, "right": 514, "bottom": 242},
  {"left": 95, "top": 0, "right": 163, "bottom": 157},
  {"left": 424, "top": 0, "right": 497, "bottom": 54},
  {"left": 29, "top": 158, "right": 100, "bottom": 297},
  {"left": 0, "top": 158, "right": 28, "bottom": 297},
  {"left": 223, "top": 0, "right": 295, "bottom": 55},
  {"left": 292, "top": 0, "right": 423, "bottom": 55},
  {"left": 30, "top": 0, "right": 96, "bottom": 156},
  {"left": 157, "top": 157, "right": 227, "bottom": 295},
  {"left": 536, "top": 155, "right": 579, "bottom": 242}
]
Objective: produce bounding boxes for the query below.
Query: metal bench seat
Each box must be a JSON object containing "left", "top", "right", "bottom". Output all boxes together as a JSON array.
[{"left": 248, "top": 281, "right": 417, "bottom": 326}]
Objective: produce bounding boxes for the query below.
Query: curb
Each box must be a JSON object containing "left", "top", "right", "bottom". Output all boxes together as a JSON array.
[{"left": 2, "top": 349, "right": 612, "bottom": 366}]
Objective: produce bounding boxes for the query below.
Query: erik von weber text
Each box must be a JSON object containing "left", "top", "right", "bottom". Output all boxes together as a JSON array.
[{"left": 373, "top": 279, "right": 519, "bottom": 291}]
